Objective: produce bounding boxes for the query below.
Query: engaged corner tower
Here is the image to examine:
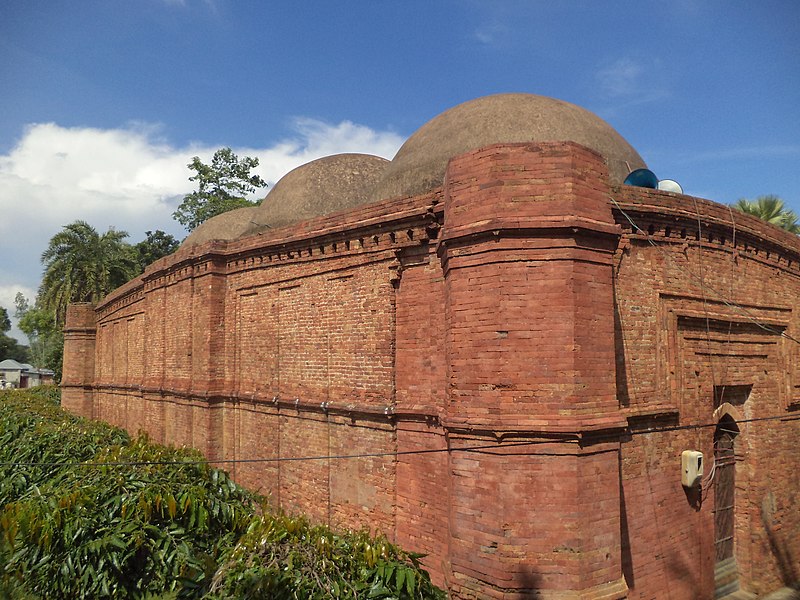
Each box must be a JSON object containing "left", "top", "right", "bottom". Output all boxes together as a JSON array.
[
  {"left": 437, "top": 141, "right": 628, "bottom": 598},
  {"left": 368, "top": 93, "right": 639, "bottom": 597}
]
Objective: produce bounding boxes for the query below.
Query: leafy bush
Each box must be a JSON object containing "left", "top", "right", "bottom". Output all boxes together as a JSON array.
[
  {"left": 0, "top": 389, "right": 254, "bottom": 598},
  {"left": 0, "top": 387, "right": 129, "bottom": 504},
  {"left": 209, "top": 514, "right": 445, "bottom": 599},
  {"left": 0, "top": 390, "right": 445, "bottom": 599}
]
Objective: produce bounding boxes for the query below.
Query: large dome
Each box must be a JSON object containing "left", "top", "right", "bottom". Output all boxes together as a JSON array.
[
  {"left": 180, "top": 206, "right": 259, "bottom": 248},
  {"left": 370, "top": 93, "right": 646, "bottom": 201},
  {"left": 251, "top": 153, "right": 389, "bottom": 230}
]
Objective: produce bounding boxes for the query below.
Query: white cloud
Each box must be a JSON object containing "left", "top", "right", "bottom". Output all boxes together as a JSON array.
[
  {"left": 243, "top": 118, "right": 405, "bottom": 187},
  {"left": 0, "top": 284, "right": 36, "bottom": 311},
  {"left": 593, "top": 57, "right": 671, "bottom": 117},
  {"left": 596, "top": 57, "right": 646, "bottom": 98},
  {"left": 678, "top": 144, "right": 800, "bottom": 163},
  {"left": 0, "top": 283, "right": 37, "bottom": 343},
  {"left": 474, "top": 23, "right": 507, "bottom": 45},
  {"left": 0, "top": 118, "right": 405, "bottom": 338}
]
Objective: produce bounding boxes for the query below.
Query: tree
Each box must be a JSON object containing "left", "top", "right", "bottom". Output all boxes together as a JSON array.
[
  {"left": 172, "top": 147, "right": 267, "bottom": 231},
  {"left": 0, "top": 307, "right": 10, "bottom": 333},
  {"left": 733, "top": 195, "right": 800, "bottom": 234},
  {"left": 0, "top": 306, "right": 30, "bottom": 363},
  {"left": 14, "top": 293, "right": 62, "bottom": 378},
  {"left": 39, "top": 221, "right": 139, "bottom": 325},
  {"left": 134, "top": 229, "right": 180, "bottom": 270},
  {"left": 0, "top": 335, "right": 29, "bottom": 363}
]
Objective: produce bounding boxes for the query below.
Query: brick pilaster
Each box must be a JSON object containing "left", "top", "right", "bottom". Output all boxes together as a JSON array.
[
  {"left": 439, "top": 142, "right": 627, "bottom": 598},
  {"left": 61, "top": 302, "right": 97, "bottom": 418}
]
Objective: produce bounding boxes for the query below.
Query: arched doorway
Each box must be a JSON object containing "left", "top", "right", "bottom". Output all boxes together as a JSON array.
[{"left": 714, "top": 413, "right": 740, "bottom": 597}]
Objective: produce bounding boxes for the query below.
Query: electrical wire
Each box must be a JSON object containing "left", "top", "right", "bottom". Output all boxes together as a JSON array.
[
  {"left": 1, "top": 412, "right": 798, "bottom": 469},
  {"left": 701, "top": 454, "right": 716, "bottom": 492},
  {"left": 0, "top": 439, "right": 565, "bottom": 469},
  {"left": 610, "top": 196, "right": 800, "bottom": 509},
  {"left": 609, "top": 196, "right": 800, "bottom": 346},
  {"left": 690, "top": 196, "right": 725, "bottom": 429},
  {"left": 7, "top": 200, "right": 798, "bottom": 470},
  {"left": 723, "top": 205, "right": 739, "bottom": 392}
]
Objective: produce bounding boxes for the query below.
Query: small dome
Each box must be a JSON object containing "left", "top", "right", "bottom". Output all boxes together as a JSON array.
[
  {"left": 180, "top": 206, "right": 259, "bottom": 248},
  {"left": 370, "top": 93, "right": 646, "bottom": 201},
  {"left": 251, "top": 153, "right": 389, "bottom": 230}
]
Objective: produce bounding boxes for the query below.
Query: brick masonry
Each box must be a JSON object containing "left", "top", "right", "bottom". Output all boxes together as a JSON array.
[{"left": 62, "top": 142, "right": 800, "bottom": 599}]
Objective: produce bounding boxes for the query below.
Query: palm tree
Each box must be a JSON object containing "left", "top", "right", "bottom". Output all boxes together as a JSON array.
[
  {"left": 733, "top": 195, "right": 800, "bottom": 234},
  {"left": 39, "top": 221, "right": 139, "bottom": 325}
]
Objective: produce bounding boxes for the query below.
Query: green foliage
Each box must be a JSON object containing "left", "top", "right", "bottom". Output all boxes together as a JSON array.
[
  {"left": 0, "top": 306, "right": 29, "bottom": 364},
  {"left": 0, "top": 390, "right": 445, "bottom": 599},
  {"left": 0, "top": 389, "right": 254, "bottom": 599},
  {"left": 135, "top": 230, "right": 181, "bottom": 271},
  {"left": 0, "top": 574, "right": 39, "bottom": 600},
  {"left": 39, "top": 221, "right": 140, "bottom": 326},
  {"left": 209, "top": 515, "right": 445, "bottom": 600},
  {"left": 14, "top": 295, "right": 61, "bottom": 378},
  {"left": 734, "top": 195, "right": 800, "bottom": 233},
  {"left": 0, "top": 336, "right": 29, "bottom": 365},
  {"left": 0, "top": 387, "right": 126, "bottom": 502},
  {"left": 172, "top": 148, "right": 266, "bottom": 232}
]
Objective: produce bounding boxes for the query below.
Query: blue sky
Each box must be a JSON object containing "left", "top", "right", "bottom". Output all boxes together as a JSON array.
[{"left": 1, "top": 0, "right": 798, "bottom": 341}]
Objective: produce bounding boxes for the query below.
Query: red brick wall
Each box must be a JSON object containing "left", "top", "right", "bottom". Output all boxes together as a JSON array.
[
  {"left": 438, "top": 144, "right": 627, "bottom": 598},
  {"left": 61, "top": 303, "right": 97, "bottom": 416},
  {"left": 61, "top": 142, "right": 800, "bottom": 599},
  {"left": 143, "top": 286, "right": 165, "bottom": 390},
  {"left": 612, "top": 188, "right": 800, "bottom": 598},
  {"left": 394, "top": 244, "right": 450, "bottom": 583}
]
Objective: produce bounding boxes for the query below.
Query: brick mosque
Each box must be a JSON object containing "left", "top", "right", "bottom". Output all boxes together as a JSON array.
[{"left": 62, "top": 94, "right": 800, "bottom": 599}]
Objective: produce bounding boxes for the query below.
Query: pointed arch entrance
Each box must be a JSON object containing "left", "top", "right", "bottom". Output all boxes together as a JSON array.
[{"left": 714, "top": 412, "right": 740, "bottom": 598}]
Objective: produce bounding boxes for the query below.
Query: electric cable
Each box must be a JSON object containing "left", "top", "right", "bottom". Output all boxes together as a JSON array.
[
  {"left": 1, "top": 411, "right": 798, "bottom": 469},
  {"left": 689, "top": 196, "right": 724, "bottom": 430},
  {"left": 7, "top": 200, "right": 800, "bottom": 468},
  {"left": 609, "top": 196, "right": 800, "bottom": 346}
]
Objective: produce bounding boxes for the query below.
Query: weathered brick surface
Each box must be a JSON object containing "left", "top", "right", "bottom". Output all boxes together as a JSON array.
[
  {"left": 61, "top": 142, "right": 800, "bottom": 599},
  {"left": 395, "top": 423, "right": 449, "bottom": 585},
  {"left": 612, "top": 189, "right": 800, "bottom": 598},
  {"left": 327, "top": 419, "right": 396, "bottom": 533},
  {"left": 61, "top": 303, "right": 97, "bottom": 416},
  {"left": 438, "top": 144, "right": 627, "bottom": 598},
  {"left": 395, "top": 244, "right": 447, "bottom": 413}
]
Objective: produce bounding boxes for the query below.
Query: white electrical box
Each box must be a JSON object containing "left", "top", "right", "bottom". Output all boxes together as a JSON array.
[{"left": 681, "top": 450, "right": 703, "bottom": 488}]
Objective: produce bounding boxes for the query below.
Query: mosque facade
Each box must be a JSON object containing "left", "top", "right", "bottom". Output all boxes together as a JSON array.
[{"left": 62, "top": 95, "right": 800, "bottom": 599}]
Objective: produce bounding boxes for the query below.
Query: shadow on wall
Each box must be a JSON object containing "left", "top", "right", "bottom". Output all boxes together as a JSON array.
[
  {"left": 762, "top": 493, "right": 799, "bottom": 587},
  {"left": 666, "top": 541, "right": 704, "bottom": 598},
  {"left": 619, "top": 447, "right": 635, "bottom": 589},
  {"left": 444, "top": 569, "right": 542, "bottom": 598},
  {"left": 613, "top": 299, "right": 631, "bottom": 408},
  {"left": 513, "top": 572, "right": 541, "bottom": 599}
]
